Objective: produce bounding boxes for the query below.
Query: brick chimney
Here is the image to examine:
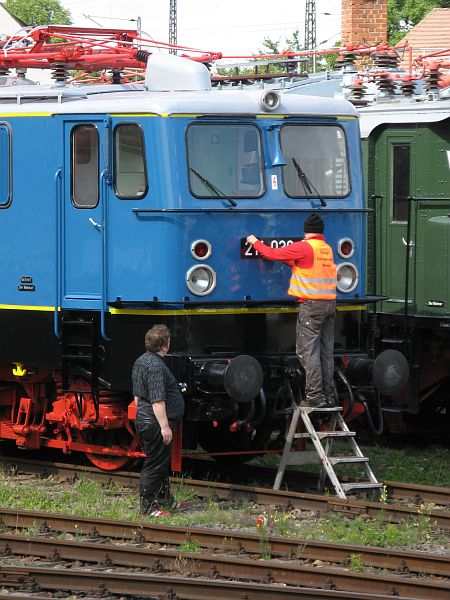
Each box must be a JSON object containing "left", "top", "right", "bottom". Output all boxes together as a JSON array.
[{"left": 341, "top": 0, "right": 388, "bottom": 46}]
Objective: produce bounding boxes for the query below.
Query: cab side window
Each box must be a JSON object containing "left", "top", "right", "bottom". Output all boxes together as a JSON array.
[
  {"left": 71, "top": 124, "right": 99, "bottom": 208},
  {"left": 114, "top": 123, "right": 148, "bottom": 199},
  {"left": 392, "top": 144, "right": 410, "bottom": 222},
  {"left": 0, "top": 124, "right": 11, "bottom": 207}
]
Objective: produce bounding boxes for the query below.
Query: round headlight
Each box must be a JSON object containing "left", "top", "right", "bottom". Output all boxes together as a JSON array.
[
  {"left": 186, "top": 265, "right": 216, "bottom": 296},
  {"left": 337, "top": 238, "right": 355, "bottom": 259},
  {"left": 336, "top": 262, "right": 359, "bottom": 293},
  {"left": 259, "top": 89, "right": 280, "bottom": 112}
]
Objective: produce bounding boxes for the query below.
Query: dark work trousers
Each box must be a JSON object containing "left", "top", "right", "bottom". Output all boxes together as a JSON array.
[
  {"left": 296, "top": 299, "right": 336, "bottom": 405},
  {"left": 137, "top": 421, "right": 174, "bottom": 513}
]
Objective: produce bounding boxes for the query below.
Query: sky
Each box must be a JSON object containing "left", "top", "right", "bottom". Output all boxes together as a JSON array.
[{"left": 61, "top": 0, "right": 342, "bottom": 59}]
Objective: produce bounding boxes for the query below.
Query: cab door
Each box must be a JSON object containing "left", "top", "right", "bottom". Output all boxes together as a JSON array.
[
  {"left": 62, "top": 120, "right": 109, "bottom": 309},
  {"left": 373, "top": 132, "right": 416, "bottom": 313}
]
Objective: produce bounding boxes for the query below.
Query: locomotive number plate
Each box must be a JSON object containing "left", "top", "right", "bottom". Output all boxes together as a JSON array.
[{"left": 241, "top": 237, "right": 302, "bottom": 258}]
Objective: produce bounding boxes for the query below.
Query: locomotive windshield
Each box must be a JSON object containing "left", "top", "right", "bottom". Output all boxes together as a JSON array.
[
  {"left": 280, "top": 125, "right": 350, "bottom": 198},
  {"left": 187, "top": 123, "right": 264, "bottom": 198}
]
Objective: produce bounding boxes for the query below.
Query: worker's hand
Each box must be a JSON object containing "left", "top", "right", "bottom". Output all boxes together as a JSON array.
[
  {"left": 160, "top": 425, "right": 173, "bottom": 445},
  {"left": 246, "top": 235, "right": 258, "bottom": 245}
]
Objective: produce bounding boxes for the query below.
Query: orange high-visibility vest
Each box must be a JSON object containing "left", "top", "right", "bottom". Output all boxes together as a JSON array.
[{"left": 288, "top": 239, "right": 336, "bottom": 300}]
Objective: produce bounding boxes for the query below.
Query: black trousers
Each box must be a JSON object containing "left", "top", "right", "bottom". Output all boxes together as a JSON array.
[
  {"left": 137, "top": 421, "right": 174, "bottom": 513},
  {"left": 296, "top": 299, "right": 336, "bottom": 404}
]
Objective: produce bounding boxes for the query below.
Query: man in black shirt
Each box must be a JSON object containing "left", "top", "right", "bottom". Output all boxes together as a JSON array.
[{"left": 132, "top": 324, "right": 184, "bottom": 515}]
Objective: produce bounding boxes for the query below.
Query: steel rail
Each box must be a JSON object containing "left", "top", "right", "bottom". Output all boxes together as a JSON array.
[
  {"left": 0, "top": 532, "right": 449, "bottom": 598},
  {"left": 384, "top": 480, "right": 450, "bottom": 506},
  {"left": 0, "top": 509, "right": 448, "bottom": 579},
  {"left": 0, "top": 564, "right": 424, "bottom": 600}
]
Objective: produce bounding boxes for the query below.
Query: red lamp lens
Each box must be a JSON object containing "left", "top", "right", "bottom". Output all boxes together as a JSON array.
[
  {"left": 194, "top": 242, "right": 208, "bottom": 258},
  {"left": 340, "top": 241, "right": 353, "bottom": 256}
]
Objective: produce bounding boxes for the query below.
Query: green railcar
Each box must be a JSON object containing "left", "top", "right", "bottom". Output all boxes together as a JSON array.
[{"left": 360, "top": 99, "right": 450, "bottom": 437}]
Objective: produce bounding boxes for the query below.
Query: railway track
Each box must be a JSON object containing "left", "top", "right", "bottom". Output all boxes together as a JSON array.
[
  {"left": 0, "top": 564, "right": 429, "bottom": 600},
  {"left": 0, "top": 456, "right": 449, "bottom": 599},
  {"left": 0, "top": 515, "right": 448, "bottom": 599},
  {"left": 2, "top": 457, "right": 449, "bottom": 528},
  {"left": 0, "top": 506, "right": 448, "bottom": 576}
]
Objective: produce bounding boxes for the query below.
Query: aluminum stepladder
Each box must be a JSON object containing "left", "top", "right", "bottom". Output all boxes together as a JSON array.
[{"left": 273, "top": 382, "right": 381, "bottom": 499}]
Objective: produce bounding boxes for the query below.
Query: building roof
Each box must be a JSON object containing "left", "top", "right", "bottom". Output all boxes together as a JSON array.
[{"left": 400, "top": 8, "right": 450, "bottom": 64}]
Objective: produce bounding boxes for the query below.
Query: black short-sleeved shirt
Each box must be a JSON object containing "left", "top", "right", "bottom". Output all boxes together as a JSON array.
[{"left": 132, "top": 351, "right": 184, "bottom": 429}]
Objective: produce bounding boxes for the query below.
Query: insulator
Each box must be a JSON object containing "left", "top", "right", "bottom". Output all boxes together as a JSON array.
[
  {"left": 51, "top": 62, "right": 68, "bottom": 83},
  {"left": 339, "top": 51, "right": 359, "bottom": 69},
  {"left": 333, "top": 57, "right": 344, "bottom": 71},
  {"left": 348, "top": 80, "right": 369, "bottom": 106},
  {"left": 135, "top": 49, "right": 151, "bottom": 64},
  {"left": 401, "top": 79, "right": 415, "bottom": 96},
  {"left": 377, "top": 73, "right": 395, "bottom": 95},
  {"left": 109, "top": 68, "right": 122, "bottom": 84},
  {"left": 426, "top": 68, "right": 441, "bottom": 92},
  {"left": 372, "top": 51, "right": 400, "bottom": 70}
]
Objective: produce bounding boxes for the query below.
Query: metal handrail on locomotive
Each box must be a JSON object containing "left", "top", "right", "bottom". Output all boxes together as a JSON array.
[{"left": 0, "top": 27, "right": 408, "bottom": 469}]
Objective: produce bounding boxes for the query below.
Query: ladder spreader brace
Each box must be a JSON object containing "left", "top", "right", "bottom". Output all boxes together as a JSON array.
[{"left": 274, "top": 400, "right": 381, "bottom": 499}]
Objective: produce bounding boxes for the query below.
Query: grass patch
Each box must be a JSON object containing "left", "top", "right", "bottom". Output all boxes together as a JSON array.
[
  {"left": 297, "top": 510, "right": 439, "bottom": 549},
  {"left": 250, "top": 444, "right": 450, "bottom": 488},
  {"left": 178, "top": 535, "right": 202, "bottom": 553},
  {"left": 0, "top": 471, "right": 140, "bottom": 521}
]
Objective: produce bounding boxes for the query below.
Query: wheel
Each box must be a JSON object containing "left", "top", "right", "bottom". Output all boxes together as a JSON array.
[{"left": 79, "top": 428, "right": 141, "bottom": 471}]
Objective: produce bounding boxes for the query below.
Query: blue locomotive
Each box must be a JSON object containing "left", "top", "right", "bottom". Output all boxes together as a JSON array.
[{"left": 0, "top": 29, "right": 407, "bottom": 469}]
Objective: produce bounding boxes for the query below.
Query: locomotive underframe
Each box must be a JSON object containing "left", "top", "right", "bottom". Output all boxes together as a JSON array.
[
  {"left": 371, "top": 311, "right": 450, "bottom": 437},
  {"left": 0, "top": 306, "right": 372, "bottom": 468}
]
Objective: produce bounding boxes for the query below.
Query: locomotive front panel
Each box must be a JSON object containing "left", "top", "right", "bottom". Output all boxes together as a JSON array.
[{"left": 106, "top": 114, "right": 367, "bottom": 306}]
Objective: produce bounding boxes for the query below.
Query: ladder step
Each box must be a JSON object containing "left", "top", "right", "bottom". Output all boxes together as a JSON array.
[
  {"left": 317, "top": 430, "right": 355, "bottom": 439},
  {"left": 341, "top": 482, "right": 382, "bottom": 492},
  {"left": 294, "top": 430, "right": 355, "bottom": 439},
  {"left": 65, "top": 343, "right": 93, "bottom": 349},
  {"left": 301, "top": 406, "right": 343, "bottom": 413},
  {"left": 62, "top": 320, "right": 93, "bottom": 326},
  {"left": 329, "top": 456, "right": 369, "bottom": 465}
]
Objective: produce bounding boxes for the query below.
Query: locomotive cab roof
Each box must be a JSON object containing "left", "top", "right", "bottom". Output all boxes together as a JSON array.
[{"left": 0, "top": 52, "right": 358, "bottom": 119}]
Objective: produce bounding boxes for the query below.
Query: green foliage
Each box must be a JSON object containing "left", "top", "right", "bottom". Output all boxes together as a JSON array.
[
  {"left": 5, "top": 0, "right": 72, "bottom": 26},
  {"left": 387, "top": 0, "right": 449, "bottom": 44},
  {"left": 178, "top": 535, "right": 201, "bottom": 553},
  {"left": 348, "top": 553, "right": 366, "bottom": 572},
  {"left": 299, "top": 512, "right": 438, "bottom": 548},
  {"left": 322, "top": 42, "right": 341, "bottom": 72}
]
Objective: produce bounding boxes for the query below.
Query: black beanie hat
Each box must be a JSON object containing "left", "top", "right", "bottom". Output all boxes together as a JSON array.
[{"left": 304, "top": 213, "right": 324, "bottom": 234}]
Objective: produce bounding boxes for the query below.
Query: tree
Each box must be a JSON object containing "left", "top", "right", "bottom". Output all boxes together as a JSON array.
[
  {"left": 388, "top": 0, "right": 450, "bottom": 44},
  {"left": 5, "top": 0, "right": 72, "bottom": 26}
]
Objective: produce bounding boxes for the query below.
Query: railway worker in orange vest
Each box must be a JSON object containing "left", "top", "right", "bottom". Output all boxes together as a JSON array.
[{"left": 246, "top": 213, "right": 337, "bottom": 408}]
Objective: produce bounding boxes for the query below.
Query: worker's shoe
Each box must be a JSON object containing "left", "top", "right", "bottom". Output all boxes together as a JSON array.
[
  {"left": 172, "top": 501, "right": 189, "bottom": 511},
  {"left": 301, "top": 397, "right": 328, "bottom": 409},
  {"left": 149, "top": 508, "right": 171, "bottom": 518}
]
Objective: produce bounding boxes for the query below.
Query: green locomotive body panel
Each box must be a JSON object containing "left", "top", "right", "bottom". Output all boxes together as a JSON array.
[{"left": 364, "top": 116, "right": 450, "bottom": 318}]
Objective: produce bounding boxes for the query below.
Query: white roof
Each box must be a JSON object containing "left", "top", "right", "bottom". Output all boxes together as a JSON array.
[
  {"left": 359, "top": 98, "right": 450, "bottom": 138},
  {"left": 0, "top": 85, "right": 358, "bottom": 118}
]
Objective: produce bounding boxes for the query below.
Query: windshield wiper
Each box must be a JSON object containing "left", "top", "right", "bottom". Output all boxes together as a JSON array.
[
  {"left": 190, "top": 168, "right": 237, "bottom": 208},
  {"left": 292, "top": 158, "right": 327, "bottom": 207}
]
